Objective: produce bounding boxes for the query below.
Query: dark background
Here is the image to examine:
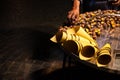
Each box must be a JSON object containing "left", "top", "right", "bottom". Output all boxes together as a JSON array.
[
  {"left": 0, "top": 0, "right": 71, "bottom": 30},
  {"left": 0, "top": 0, "right": 120, "bottom": 80}
]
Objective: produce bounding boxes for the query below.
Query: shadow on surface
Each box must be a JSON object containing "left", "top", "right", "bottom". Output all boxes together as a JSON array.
[
  {"left": 2, "top": 26, "right": 63, "bottom": 60},
  {"left": 30, "top": 65, "right": 120, "bottom": 80},
  {"left": 0, "top": 26, "right": 64, "bottom": 79}
]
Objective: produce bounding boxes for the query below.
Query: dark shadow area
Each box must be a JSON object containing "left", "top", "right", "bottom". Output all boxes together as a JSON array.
[
  {"left": 30, "top": 65, "right": 120, "bottom": 80},
  {"left": 0, "top": 26, "right": 63, "bottom": 61},
  {"left": 0, "top": 0, "right": 71, "bottom": 28},
  {"left": 28, "top": 55, "right": 120, "bottom": 79},
  {"left": 0, "top": 26, "right": 64, "bottom": 79}
]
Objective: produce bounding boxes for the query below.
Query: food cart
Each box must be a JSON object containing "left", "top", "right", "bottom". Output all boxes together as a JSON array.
[{"left": 50, "top": 10, "right": 120, "bottom": 76}]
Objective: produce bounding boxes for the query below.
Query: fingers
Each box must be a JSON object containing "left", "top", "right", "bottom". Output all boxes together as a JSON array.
[
  {"left": 72, "top": 13, "right": 78, "bottom": 20},
  {"left": 59, "top": 26, "right": 67, "bottom": 32},
  {"left": 67, "top": 11, "right": 79, "bottom": 22},
  {"left": 112, "top": 0, "right": 120, "bottom": 5},
  {"left": 67, "top": 11, "right": 74, "bottom": 20}
]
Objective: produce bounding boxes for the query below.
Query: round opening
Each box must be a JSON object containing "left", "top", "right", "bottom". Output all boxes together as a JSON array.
[
  {"left": 56, "top": 32, "right": 63, "bottom": 42},
  {"left": 63, "top": 40, "right": 80, "bottom": 55},
  {"left": 97, "top": 55, "right": 111, "bottom": 65},
  {"left": 81, "top": 46, "right": 95, "bottom": 57}
]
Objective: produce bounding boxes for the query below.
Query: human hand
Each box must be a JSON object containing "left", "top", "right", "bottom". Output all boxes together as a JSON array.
[
  {"left": 67, "top": 9, "right": 80, "bottom": 22},
  {"left": 112, "top": 0, "right": 120, "bottom": 6},
  {"left": 59, "top": 26, "right": 67, "bottom": 32}
]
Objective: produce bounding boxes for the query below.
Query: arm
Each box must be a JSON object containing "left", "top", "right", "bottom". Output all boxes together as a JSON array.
[
  {"left": 112, "top": 0, "right": 120, "bottom": 5},
  {"left": 67, "top": 0, "right": 80, "bottom": 21}
]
